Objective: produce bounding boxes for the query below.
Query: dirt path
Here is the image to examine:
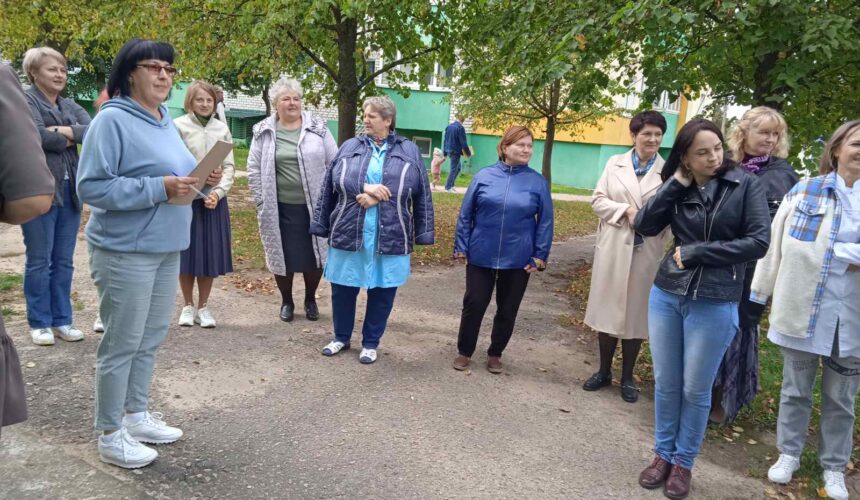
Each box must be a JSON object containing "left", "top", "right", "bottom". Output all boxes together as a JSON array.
[{"left": 0, "top": 223, "right": 765, "bottom": 499}]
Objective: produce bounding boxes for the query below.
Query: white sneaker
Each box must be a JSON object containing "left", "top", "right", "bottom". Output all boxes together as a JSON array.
[
  {"left": 322, "top": 341, "right": 349, "bottom": 356},
  {"left": 195, "top": 307, "right": 216, "bottom": 328},
  {"left": 359, "top": 348, "right": 378, "bottom": 364},
  {"left": 53, "top": 325, "right": 84, "bottom": 342},
  {"left": 445, "top": 188, "right": 457, "bottom": 193},
  {"left": 824, "top": 470, "right": 849, "bottom": 500},
  {"left": 98, "top": 428, "right": 158, "bottom": 469},
  {"left": 93, "top": 316, "right": 104, "bottom": 333},
  {"left": 124, "top": 411, "right": 183, "bottom": 444},
  {"left": 30, "top": 328, "right": 55, "bottom": 346},
  {"left": 768, "top": 454, "right": 800, "bottom": 484},
  {"left": 178, "top": 305, "right": 195, "bottom": 326}
]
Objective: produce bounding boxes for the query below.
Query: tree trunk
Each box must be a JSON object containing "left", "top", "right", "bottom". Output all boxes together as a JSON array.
[
  {"left": 543, "top": 116, "right": 556, "bottom": 184},
  {"left": 753, "top": 52, "right": 784, "bottom": 110},
  {"left": 262, "top": 85, "right": 271, "bottom": 117},
  {"left": 335, "top": 10, "right": 359, "bottom": 145}
]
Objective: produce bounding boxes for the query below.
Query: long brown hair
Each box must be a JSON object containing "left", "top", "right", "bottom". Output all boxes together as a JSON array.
[
  {"left": 820, "top": 119, "right": 860, "bottom": 175},
  {"left": 497, "top": 125, "right": 534, "bottom": 162}
]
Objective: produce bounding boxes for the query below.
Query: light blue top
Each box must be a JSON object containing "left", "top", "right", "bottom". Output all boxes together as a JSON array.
[
  {"left": 77, "top": 96, "right": 198, "bottom": 253},
  {"left": 324, "top": 139, "right": 411, "bottom": 288},
  {"left": 768, "top": 174, "right": 860, "bottom": 357}
]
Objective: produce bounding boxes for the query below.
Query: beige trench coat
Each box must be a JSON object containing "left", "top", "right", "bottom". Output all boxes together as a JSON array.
[{"left": 584, "top": 150, "right": 669, "bottom": 339}]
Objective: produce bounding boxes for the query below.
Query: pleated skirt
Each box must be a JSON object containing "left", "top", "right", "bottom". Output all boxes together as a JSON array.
[{"left": 180, "top": 197, "right": 234, "bottom": 277}]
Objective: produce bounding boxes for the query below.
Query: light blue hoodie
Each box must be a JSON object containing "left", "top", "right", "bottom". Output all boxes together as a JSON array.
[{"left": 77, "top": 96, "right": 197, "bottom": 253}]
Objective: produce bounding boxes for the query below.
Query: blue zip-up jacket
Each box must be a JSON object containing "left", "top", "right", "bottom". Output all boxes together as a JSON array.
[
  {"left": 77, "top": 96, "right": 198, "bottom": 253},
  {"left": 443, "top": 120, "right": 470, "bottom": 157},
  {"left": 454, "top": 161, "right": 554, "bottom": 269},
  {"left": 310, "top": 133, "right": 435, "bottom": 255}
]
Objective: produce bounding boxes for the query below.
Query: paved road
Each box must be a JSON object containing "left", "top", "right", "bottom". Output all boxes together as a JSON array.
[{"left": 0, "top": 224, "right": 763, "bottom": 499}]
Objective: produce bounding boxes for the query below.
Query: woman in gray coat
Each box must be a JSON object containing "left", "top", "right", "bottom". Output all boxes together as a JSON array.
[
  {"left": 247, "top": 78, "right": 338, "bottom": 322},
  {"left": 21, "top": 46, "right": 91, "bottom": 346}
]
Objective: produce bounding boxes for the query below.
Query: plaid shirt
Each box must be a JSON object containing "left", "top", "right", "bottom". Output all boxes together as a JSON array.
[{"left": 753, "top": 172, "right": 842, "bottom": 336}]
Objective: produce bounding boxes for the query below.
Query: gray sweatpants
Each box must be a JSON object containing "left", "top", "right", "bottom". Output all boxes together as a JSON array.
[
  {"left": 89, "top": 247, "right": 180, "bottom": 431},
  {"left": 777, "top": 344, "right": 860, "bottom": 471}
]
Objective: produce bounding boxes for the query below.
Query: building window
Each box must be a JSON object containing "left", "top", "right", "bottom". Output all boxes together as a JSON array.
[{"left": 413, "top": 136, "right": 432, "bottom": 157}]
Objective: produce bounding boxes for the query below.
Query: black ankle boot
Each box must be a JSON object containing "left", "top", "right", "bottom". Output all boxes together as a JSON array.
[{"left": 280, "top": 303, "right": 295, "bottom": 322}]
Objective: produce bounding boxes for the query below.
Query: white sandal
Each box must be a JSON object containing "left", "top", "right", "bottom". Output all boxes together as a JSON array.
[
  {"left": 359, "top": 348, "right": 377, "bottom": 364},
  {"left": 322, "top": 341, "right": 349, "bottom": 356}
]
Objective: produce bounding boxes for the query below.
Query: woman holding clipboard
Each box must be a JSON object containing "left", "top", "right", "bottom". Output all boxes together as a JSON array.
[
  {"left": 77, "top": 39, "right": 221, "bottom": 469},
  {"left": 174, "top": 80, "right": 236, "bottom": 329}
]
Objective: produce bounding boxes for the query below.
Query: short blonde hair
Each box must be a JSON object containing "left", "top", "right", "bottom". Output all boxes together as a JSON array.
[
  {"left": 727, "top": 106, "right": 790, "bottom": 160},
  {"left": 22, "top": 46, "right": 66, "bottom": 83},
  {"left": 363, "top": 95, "right": 397, "bottom": 131},
  {"left": 269, "top": 78, "right": 303, "bottom": 109},
  {"left": 184, "top": 80, "right": 218, "bottom": 113},
  {"left": 820, "top": 119, "right": 860, "bottom": 175}
]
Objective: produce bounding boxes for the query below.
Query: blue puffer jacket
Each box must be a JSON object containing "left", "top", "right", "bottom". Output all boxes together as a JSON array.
[
  {"left": 454, "top": 161, "right": 554, "bottom": 269},
  {"left": 310, "top": 133, "right": 435, "bottom": 254}
]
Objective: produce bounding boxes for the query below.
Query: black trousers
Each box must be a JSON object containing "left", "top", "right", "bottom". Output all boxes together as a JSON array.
[{"left": 457, "top": 264, "right": 531, "bottom": 357}]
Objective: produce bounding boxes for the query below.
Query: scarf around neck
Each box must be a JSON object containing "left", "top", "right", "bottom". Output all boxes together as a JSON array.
[{"left": 741, "top": 154, "right": 770, "bottom": 174}]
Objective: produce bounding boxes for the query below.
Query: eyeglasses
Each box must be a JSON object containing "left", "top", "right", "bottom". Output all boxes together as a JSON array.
[{"left": 136, "top": 63, "right": 178, "bottom": 76}]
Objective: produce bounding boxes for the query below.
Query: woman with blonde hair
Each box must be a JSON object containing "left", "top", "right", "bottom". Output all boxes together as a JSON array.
[
  {"left": 753, "top": 119, "right": 860, "bottom": 500},
  {"left": 173, "top": 80, "right": 236, "bottom": 328},
  {"left": 709, "top": 106, "right": 799, "bottom": 424}
]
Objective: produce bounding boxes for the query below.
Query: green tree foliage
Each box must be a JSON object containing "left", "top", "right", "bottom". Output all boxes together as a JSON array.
[
  {"left": 452, "top": 0, "right": 622, "bottom": 183},
  {"left": 610, "top": 0, "right": 860, "bottom": 168}
]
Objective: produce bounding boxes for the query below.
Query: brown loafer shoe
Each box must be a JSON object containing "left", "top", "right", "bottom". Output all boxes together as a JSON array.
[
  {"left": 639, "top": 456, "right": 672, "bottom": 489},
  {"left": 452, "top": 355, "right": 471, "bottom": 371},
  {"left": 487, "top": 356, "right": 503, "bottom": 374},
  {"left": 664, "top": 464, "right": 692, "bottom": 499}
]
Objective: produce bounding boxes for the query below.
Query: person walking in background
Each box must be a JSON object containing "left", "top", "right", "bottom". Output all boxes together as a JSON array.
[
  {"left": 452, "top": 125, "right": 553, "bottom": 374},
  {"left": 0, "top": 63, "right": 55, "bottom": 437},
  {"left": 247, "top": 78, "right": 337, "bottom": 323},
  {"left": 311, "top": 95, "right": 434, "bottom": 364},
  {"left": 174, "top": 80, "right": 235, "bottom": 328},
  {"left": 583, "top": 111, "right": 669, "bottom": 402},
  {"left": 634, "top": 119, "right": 770, "bottom": 499},
  {"left": 78, "top": 38, "right": 221, "bottom": 469},
  {"left": 753, "top": 120, "right": 860, "bottom": 500},
  {"left": 709, "top": 106, "right": 799, "bottom": 424},
  {"left": 443, "top": 114, "right": 472, "bottom": 193},
  {"left": 21, "top": 46, "right": 92, "bottom": 346}
]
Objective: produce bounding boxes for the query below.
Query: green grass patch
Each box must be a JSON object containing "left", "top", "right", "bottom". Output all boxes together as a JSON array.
[
  {"left": 234, "top": 146, "right": 249, "bottom": 171},
  {"left": 0, "top": 273, "right": 23, "bottom": 292},
  {"left": 0, "top": 273, "right": 23, "bottom": 318}
]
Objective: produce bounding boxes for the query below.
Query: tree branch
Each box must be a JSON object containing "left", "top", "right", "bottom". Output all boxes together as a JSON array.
[
  {"left": 358, "top": 45, "right": 440, "bottom": 88},
  {"left": 284, "top": 30, "right": 339, "bottom": 81}
]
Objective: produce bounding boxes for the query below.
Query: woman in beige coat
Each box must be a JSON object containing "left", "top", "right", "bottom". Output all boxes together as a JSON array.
[{"left": 583, "top": 110, "right": 670, "bottom": 402}]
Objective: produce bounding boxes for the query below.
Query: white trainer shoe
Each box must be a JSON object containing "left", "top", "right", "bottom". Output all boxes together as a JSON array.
[
  {"left": 124, "top": 411, "right": 183, "bottom": 444},
  {"left": 98, "top": 428, "right": 158, "bottom": 469},
  {"left": 93, "top": 316, "right": 104, "bottom": 333},
  {"left": 322, "top": 341, "right": 349, "bottom": 356},
  {"left": 824, "top": 470, "right": 849, "bottom": 500},
  {"left": 53, "top": 325, "right": 84, "bottom": 342},
  {"left": 359, "top": 348, "right": 378, "bottom": 364},
  {"left": 30, "top": 328, "right": 55, "bottom": 346},
  {"left": 195, "top": 307, "right": 216, "bottom": 328},
  {"left": 178, "top": 305, "right": 195, "bottom": 326},
  {"left": 768, "top": 454, "right": 800, "bottom": 484}
]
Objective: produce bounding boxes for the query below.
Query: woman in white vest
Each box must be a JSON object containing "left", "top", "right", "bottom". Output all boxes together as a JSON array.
[{"left": 582, "top": 110, "right": 670, "bottom": 403}]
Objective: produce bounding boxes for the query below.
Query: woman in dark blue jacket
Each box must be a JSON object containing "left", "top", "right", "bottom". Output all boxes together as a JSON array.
[{"left": 452, "top": 125, "right": 554, "bottom": 374}]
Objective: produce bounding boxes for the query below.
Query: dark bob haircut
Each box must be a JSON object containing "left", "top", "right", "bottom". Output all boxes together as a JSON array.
[
  {"left": 107, "top": 38, "right": 175, "bottom": 98},
  {"left": 629, "top": 110, "right": 667, "bottom": 135},
  {"left": 660, "top": 118, "right": 735, "bottom": 182}
]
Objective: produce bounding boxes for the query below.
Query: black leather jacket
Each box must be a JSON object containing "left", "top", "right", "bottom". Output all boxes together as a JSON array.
[{"left": 634, "top": 166, "right": 771, "bottom": 302}]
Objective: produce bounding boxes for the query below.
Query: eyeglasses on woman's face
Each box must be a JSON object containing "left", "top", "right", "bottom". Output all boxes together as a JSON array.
[{"left": 136, "top": 63, "right": 177, "bottom": 77}]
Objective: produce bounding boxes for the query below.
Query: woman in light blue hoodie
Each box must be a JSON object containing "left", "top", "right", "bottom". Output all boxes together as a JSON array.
[{"left": 77, "top": 39, "right": 219, "bottom": 469}]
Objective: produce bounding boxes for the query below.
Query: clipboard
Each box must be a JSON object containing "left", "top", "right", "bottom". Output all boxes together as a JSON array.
[{"left": 168, "top": 140, "right": 234, "bottom": 205}]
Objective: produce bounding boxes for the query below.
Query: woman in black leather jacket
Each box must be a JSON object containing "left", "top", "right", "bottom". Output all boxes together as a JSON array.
[
  {"left": 633, "top": 118, "right": 770, "bottom": 499},
  {"left": 710, "top": 107, "right": 799, "bottom": 424}
]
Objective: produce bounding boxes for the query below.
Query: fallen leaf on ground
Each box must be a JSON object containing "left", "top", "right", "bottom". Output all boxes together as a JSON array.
[
  {"left": 558, "top": 408, "right": 571, "bottom": 413},
  {"left": 747, "top": 439, "right": 757, "bottom": 445},
  {"left": 25, "top": 361, "right": 36, "bottom": 368},
  {"left": 732, "top": 426, "right": 744, "bottom": 433}
]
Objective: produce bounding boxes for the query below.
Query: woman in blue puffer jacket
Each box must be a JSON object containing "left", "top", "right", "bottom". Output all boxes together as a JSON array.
[{"left": 452, "top": 125, "right": 554, "bottom": 374}]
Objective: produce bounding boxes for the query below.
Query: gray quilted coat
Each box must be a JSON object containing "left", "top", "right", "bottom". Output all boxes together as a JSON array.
[{"left": 247, "top": 111, "right": 338, "bottom": 275}]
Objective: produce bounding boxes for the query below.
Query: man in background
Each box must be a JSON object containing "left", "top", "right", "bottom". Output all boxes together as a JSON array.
[{"left": 443, "top": 114, "right": 471, "bottom": 193}]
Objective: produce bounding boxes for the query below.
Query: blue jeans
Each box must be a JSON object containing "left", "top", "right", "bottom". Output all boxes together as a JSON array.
[
  {"left": 21, "top": 180, "right": 81, "bottom": 329},
  {"left": 648, "top": 285, "right": 738, "bottom": 469},
  {"left": 89, "top": 247, "right": 180, "bottom": 430},
  {"left": 331, "top": 284, "right": 397, "bottom": 349},
  {"left": 444, "top": 153, "right": 463, "bottom": 190}
]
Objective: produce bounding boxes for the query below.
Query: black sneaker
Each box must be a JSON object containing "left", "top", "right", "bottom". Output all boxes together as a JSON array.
[
  {"left": 621, "top": 381, "right": 640, "bottom": 403},
  {"left": 582, "top": 372, "right": 613, "bottom": 391}
]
